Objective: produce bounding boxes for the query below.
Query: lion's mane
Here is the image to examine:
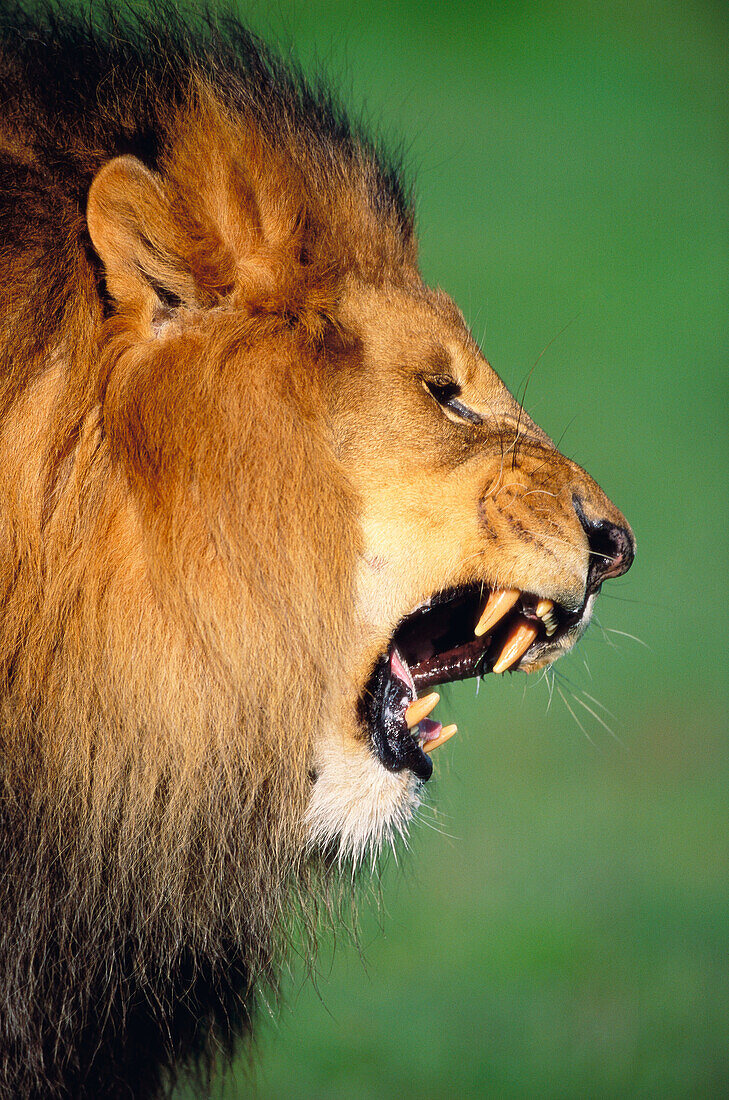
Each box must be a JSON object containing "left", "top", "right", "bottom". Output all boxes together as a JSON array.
[{"left": 0, "top": 5, "right": 414, "bottom": 1096}]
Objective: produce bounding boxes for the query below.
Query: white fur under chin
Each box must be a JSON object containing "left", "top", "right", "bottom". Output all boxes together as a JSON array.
[{"left": 305, "top": 736, "right": 421, "bottom": 867}]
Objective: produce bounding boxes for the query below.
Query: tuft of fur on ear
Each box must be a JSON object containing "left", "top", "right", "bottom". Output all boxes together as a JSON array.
[
  {"left": 163, "top": 89, "right": 336, "bottom": 331},
  {"left": 87, "top": 110, "right": 335, "bottom": 339},
  {"left": 87, "top": 155, "right": 205, "bottom": 328}
]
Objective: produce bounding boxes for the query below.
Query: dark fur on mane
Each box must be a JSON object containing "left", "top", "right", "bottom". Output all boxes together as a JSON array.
[
  {"left": 0, "top": 5, "right": 411, "bottom": 1097},
  {"left": 0, "top": 1, "right": 412, "bottom": 200},
  {"left": 0, "top": 0, "right": 413, "bottom": 394}
]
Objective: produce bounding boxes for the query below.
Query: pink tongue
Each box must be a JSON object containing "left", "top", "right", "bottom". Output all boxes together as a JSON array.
[
  {"left": 418, "top": 718, "right": 443, "bottom": 744},
  {"left": 390, "top": 649, "right": 414, "bottom": 690}
]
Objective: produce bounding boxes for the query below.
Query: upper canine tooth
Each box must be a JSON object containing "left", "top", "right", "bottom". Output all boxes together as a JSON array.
[
  {"left": 474, "top": 589, "right": 521, "bottom": 637},
  {"left": 405, "top": 692, "right": 440, "bottom": 729},
  {"left": 491, "top": 620, "right": 539, "bottom": 674}
]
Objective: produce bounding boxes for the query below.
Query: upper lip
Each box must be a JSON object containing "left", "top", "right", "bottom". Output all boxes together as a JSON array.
[{"left": 362, "top": 583, "right": 588, "bottom": 780}]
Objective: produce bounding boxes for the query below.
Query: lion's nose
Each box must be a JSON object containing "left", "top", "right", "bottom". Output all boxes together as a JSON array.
[{"left": 574, "top": 497, "right": 635, "bottom": 595}]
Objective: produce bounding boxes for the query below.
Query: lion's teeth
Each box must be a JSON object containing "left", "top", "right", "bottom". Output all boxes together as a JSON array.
[
  {"left": 474, "top": 589, "right": 521, "bottom": 637},
  {"left": 405, "top": 692, "right": 440, "bottom": 729},
  {"left": 492, "top": 620, "right": 538, "bottom": 673},
  {"left": 536, "top": 598, "right": 558, "bottom": 636},
  {"left": 423, "top": 724, "right": 458, "bottom": 753}
]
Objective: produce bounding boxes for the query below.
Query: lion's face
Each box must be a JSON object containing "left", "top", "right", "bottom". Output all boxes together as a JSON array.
[{"left": 306, "top": 278, "right": 634, "bottom": 861}]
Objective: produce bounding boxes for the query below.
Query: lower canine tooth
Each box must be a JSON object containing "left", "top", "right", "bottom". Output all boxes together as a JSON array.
[
  {"left": 492, "top": 620, "right": 538, "bottom": 673},
  {"left": 423, "top": 724, "right": 458, "bottom": 753}
]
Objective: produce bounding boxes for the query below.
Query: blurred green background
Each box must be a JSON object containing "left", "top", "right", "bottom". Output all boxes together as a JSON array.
[{"left": 183, "top": 0, "right": 728, "bottom": 1095}]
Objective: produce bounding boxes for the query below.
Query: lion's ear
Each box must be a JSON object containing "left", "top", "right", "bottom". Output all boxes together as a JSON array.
[{"left": 87, "top": 156, "right": 203, "bottom": 324}]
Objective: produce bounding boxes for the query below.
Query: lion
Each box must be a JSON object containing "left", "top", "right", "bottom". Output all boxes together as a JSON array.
[{"left": 0, "top": 5, "right": 634, "bottom": 1098}]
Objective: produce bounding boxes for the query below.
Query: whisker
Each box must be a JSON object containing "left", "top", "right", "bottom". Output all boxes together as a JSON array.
[
  {"left": 602, "top": 627, "right": 651, "bottom": 650},
  {"left": 546, "top": 666, "right": 556, "bottom": 711},
  {"left": 415, "top": 804, "right": 459, "bottom": 841},
  {"left": 519, "top": 489, "right": 559, "bottom": 501},
  {"left": 556, "top": 684, "right": 596, "bottom": 746},
  {"left": 571, "top": 692, "right": 625, "bottom": 747},
  {"left": 578, "top": 688, "right": 618, "bottom": 722},
  {"left": 415, "top": 815, "right": 458, "bottom": 841},
  {"left": 416, "top": 802, "right": 455, "bottom": 824},
  {"left": 592, "top": 615, "right": 619, "bottom": 649},
  {"left": 534, "top": 667, "right": 550, "bottom": 689},
  {"left": 600, "top": 593, "right": 656, "bottom": 606},
  {"left": 555, "top": 415, "right": 578, "bottom": 449},
  {"left": 511, "top": 315, "right": 580, "bottom": 471},
  {"left": 555, "top": 666, "right": 619, "bottom": 718}
]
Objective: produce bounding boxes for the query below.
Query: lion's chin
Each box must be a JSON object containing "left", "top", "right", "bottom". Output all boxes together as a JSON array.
[{"left": 305, "top": 734, "right": 421, "bottom": 866}]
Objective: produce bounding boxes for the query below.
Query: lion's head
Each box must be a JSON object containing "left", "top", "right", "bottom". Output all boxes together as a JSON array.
[
  {"left": 0, "top": 7, "right": 633, "bottom": 1097},
  {"left": 305, "top": 276, "right": 634, "bottom": 861}
]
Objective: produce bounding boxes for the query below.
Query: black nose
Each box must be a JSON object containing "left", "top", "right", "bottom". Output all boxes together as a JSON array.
[{"left": 573, "top": 498, "right": 635, "bottom": 595}]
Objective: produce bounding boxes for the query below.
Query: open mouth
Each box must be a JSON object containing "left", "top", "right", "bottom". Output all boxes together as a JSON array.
[{"left": 360, "top": 585, "right": 588, "bottom": 781}]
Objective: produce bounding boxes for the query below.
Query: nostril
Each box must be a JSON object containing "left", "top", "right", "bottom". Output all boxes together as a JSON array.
[
  {"left": 573, "top": 497, "right": 635, "bottom": 594},
  {"left": 584, "top": 521, "right": 635, "bottom": 592}
]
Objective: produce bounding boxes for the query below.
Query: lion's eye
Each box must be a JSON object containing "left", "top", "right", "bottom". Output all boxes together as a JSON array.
[
  {"left": 425, "top": 378, "right": 460, "bottom": 405},
  {"left": 423, "top": 378, "right": 483, "bottom": 425}
]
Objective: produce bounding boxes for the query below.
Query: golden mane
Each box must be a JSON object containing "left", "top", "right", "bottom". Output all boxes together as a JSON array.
[{"left": 0, "top": 9, "right": 408, "bottom": 1096}]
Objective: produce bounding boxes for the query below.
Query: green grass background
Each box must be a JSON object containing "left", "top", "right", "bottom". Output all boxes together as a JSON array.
[{"left": 177, "top": 1, "right": 728, "bottom": 1095}]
